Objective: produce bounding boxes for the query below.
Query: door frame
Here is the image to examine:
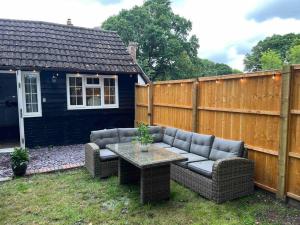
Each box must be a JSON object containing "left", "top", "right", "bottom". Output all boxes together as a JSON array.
[{"left": 16, "top": 70, "right": 25, "bottom": 148}]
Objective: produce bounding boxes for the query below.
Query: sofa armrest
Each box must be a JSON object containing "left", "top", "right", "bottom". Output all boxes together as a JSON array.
[
  {"left": 85, "top": 143, "right": 101, "bottom": 178},
  {"left": 212, "top": 157, "right": 254, "bottom": 183}
]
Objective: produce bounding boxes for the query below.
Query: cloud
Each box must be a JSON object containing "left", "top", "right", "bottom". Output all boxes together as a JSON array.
[
  {"left": 247, "top": 0, "right": 300, "bottom": 22},
  {"left": 97, "top": 0, "right": 122, "bottom": 5}
]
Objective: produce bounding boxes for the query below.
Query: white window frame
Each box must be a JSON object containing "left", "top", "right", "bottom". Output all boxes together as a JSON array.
[
  {"left": 66, "top": 74, "right": 119, "bottom": 110},
  {"left": 21, "top": 71, "right": 42, "bottom": 118}
]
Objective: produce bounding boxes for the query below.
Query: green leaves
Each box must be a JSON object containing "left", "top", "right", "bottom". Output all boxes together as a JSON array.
[
  {"left": 10, "top": 147, "right": 29, "bottom": 167},
  {"left": 136, "top": 123, "right": 153, "bottom": 145},
  {"left": 260, "top": 50, "right": 283, "bottom": 70}
]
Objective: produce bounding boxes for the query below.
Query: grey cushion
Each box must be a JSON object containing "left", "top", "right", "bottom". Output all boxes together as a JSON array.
[
  {"left": 188, "top": 160, "right": 214, "bottom": 177},
  {"left": 175, "top": 153, "right": 207, "bottom": 168},
  {"left": 99, "top": 149, "right": 118, "bottom": 161},
  {"left": 172, "top": 130, "right": 192, "bottom": 152},
  {"left": 90, "top": 129, "right": 119, "bottom": 149},
  {"left": 149, "top": 126, "right": 163, "bottom": 142},
  {"left": 152, "top": 142, "right": 172, "bottom": 148},
  {"left": 118, "top": 128, "right": 138, "bottom": 143},
  {"left": 167, "top": 147, "right": 187, "bottom": 154},
  {"left": 190, "top": 133, "right": 214, "bottom": 158},
  {"left": 162, "top": 127, "right": 178, "bottom": 145},
  {"left": 209, "top": 138, "right": 244, "bottom": 161}
]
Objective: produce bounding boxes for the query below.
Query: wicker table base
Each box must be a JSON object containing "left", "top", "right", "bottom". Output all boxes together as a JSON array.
[{"left": 119, "top": 158, "right": 170, "bottom": 204}]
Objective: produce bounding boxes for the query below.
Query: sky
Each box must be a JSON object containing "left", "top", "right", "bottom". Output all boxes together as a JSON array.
[{"left": 0, "top": 0, "right": 300, "bottom": 70}]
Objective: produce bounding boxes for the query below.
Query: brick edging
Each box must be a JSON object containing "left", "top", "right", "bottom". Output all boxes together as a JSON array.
[{"left": 26, "top": 162, "right": 85, "bottom": 176}]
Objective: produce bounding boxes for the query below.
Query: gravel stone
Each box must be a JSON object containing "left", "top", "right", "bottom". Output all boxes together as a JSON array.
[{"left": 0, "top": 144, "right": 84, "bottom": 178}]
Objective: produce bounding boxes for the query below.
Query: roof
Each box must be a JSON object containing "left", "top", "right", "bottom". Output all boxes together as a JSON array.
[{"left": 0, "top": 18, "right": 142, "bottom": 74}]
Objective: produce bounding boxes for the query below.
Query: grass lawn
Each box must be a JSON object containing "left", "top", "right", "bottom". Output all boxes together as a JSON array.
[{"left": 0, "top": 169, "right": 299, "bottom": 225}]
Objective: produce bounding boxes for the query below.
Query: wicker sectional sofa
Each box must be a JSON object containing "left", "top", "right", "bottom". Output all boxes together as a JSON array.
[{"left": 85, "top": 126, "right": 254, "bottom": 203}]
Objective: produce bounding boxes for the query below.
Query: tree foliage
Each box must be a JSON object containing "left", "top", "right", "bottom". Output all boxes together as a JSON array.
[
  {"left": 102, "top": 0, "right": 236, "bottom": 80},
  {"left": 244, "top": 33, "right": 300, "bottom": 71},
  {"left": 287, "top": 45, "right": 300, "bottom": 64},
  {"left": 260, "top": 50, "right": 283, "bottom": 70}
]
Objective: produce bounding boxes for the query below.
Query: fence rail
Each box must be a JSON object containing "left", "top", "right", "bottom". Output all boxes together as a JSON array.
[{"left": 135, "top": 65, "right": 300, "bottom": 201}]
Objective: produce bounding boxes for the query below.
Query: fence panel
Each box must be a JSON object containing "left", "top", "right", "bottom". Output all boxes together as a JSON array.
[
  {"left": 287, "top": 67, "right": 300, "bottom": 201},
  {"left": 152, "top": 80, "right": 195, "bottom": 131},
  {"left": 135, "top": 67, "right": 300, "bottom": 200},
  {"left": 135, "top": 84, "right": 149, "bottom": 125}
]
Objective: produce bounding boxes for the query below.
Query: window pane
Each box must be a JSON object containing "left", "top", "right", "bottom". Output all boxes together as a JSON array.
[
  {"left": 104, "top": 96, "right": 109, "bottom": 104},
  {"left": 77, "top": 97, "right": 83, "bottom": 105},
  {"left": 70, "top": 97, "right": 76, "bottom": 105},
  {"left": 94, "top": 96, "right": 101, "bottom": 106},
  {"left": 76, "top": 77, "right": 82, "bottom": 86},
  {"left": 70, "top": 87, "right": 76, "bottom": 95},
  {"left": 32, "top": 94, "right": 38, "bottom": 104},
  {"left": 94, "top": 88, "right": 100, "bottom": 96},
  {"left": 110, "top": 96, "right": 115, "bottom": 104},
  {"left": 86, "top": 96, "right": 93, "bottom": 106},
  {"left": 76, "top": 88, "right": 82, "bottom": 96},
  {"left": 26, "top": 104, "right": 32, "bottom": 113},
  {"left": 69, "top": 77, "right": 76, "bottom": 86},
  {"left": 110, "top": 87, "right": 115, "bottom": 95},
  {"left": 87, "top": 77, "right": 99, "bottom": 85},
  {"left": 104, "top": 87, "right": 109, "bottom": 95},
  {"left": 86, "top": 88, "right": 93, "bottom": 96},
  {"left": 104, "top": 78, "right": 109, "bottom": 86},
  {"left": 32, "top": 104, "right": 38, "bottom": 112}
]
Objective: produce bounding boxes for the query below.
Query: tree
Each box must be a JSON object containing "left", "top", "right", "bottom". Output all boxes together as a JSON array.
[
  {"left": 287, "top": 45, "right": 300, "bottom": 64},
  {"left": 102, "top": 0, "right": 236, "bottom": 80},
  {"left": 244, "top": 33, "right": 300, "bottom": 71},
  {"left": 102, "top": 0, "right": 199, "bottom": 80},
  {"left": 260, "top": 50, "right": 283, "bottom": 70}
]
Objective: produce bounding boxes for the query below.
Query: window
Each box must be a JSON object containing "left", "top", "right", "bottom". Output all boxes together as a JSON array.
[
  {"left": 22, "top": 72, "right": 42, "bottom": 117},
  {"left": 66, "top": 74, "right": 118, "bottom": 110}
]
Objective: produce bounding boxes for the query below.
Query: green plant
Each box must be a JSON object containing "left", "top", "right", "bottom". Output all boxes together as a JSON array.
[
  {"left": 136, "top": 123, "right": 153, "bottom": 145},
  {"left": 10, "top": 147, "right": 29, "bottom": 169}
]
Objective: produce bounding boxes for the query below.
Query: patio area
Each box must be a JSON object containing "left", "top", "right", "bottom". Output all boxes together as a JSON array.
[
  {"left": 0, "top": 169, "right": 299, "bottom": 225},
  {"left": 0, "top": 145, "right": 84, "bottom": 179}
]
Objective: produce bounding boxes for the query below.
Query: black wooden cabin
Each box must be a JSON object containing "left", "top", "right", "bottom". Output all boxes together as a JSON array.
[{"left": 0, "top": 19, "right": 148, "bottom": 148}]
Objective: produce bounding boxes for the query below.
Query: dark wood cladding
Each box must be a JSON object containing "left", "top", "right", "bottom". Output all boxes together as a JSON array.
[{"left": 24, "top": 70, "right": 137, "bottom": 148}]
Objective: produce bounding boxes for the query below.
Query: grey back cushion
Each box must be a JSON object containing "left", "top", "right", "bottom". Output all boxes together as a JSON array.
[
  {"left": 162, "top": 127, "right": 178, "bottom": 145},
  {"left": 209, "top": 137, "right": 244, "bottom": 161},
  {"left": 90, "top": 129, "right": 119, "bottom": 149},
  {"left": 118, "top": 128, "right": 138, "bottom": 143},
  {"left": 190, "top": 133, "right": 215, "bottom": 158},
  {"left": 172, "top": 130, "right": 193, "bottom": 152},
  {"left": 149, "top": 126, "right": 163, "bottom": 142}
]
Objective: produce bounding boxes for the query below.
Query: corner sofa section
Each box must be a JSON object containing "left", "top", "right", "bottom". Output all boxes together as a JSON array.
[{"left": 85, "top": 126, "right": 254, "bottom": 203}]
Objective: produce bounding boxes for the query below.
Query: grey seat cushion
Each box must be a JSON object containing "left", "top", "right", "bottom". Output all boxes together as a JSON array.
[
  {"left": 90, "top": 129, "right": 119, "bottom": 149},
  {"left": 188, "top": 160, "right": 214, "bottom": 177},
  {"left": 99, "top": 149, "right": 118, "bottom": 161},
  {"left": 209, "top": 138, "right": 244, "bottom": 161},
  {"left": 152, "top": 142, "right": 172, "bottom": 148},
  {"left": 149, "top": 126, "right": 163, "bottom": 142},
  {"left": 167, "top": 147, "right": 187, "bottom": 154},
  {"left": 172, "top": 130, "right": 192, "bottom": 152},
  {"left": 162, "top": 127, "right": 178, "bottom": 145},
  {"left": 175, "top": 153, "right": 207, "bottom": 168},
  {"left": 190, "top": 133, "right": 214, "bottom": 158},
  {"left": 118, "top": 128, "right": 138, "bottom": 143}
]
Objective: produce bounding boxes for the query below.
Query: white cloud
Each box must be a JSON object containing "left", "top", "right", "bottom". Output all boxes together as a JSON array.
[{"left": 1, "top": 0, "right": 300, "bottom": 70}]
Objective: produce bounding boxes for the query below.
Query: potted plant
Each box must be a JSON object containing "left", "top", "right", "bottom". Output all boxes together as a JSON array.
[
  {"left": 10, "top": 147, "right": 29, "bottom": 177},
  {"left": 136, "top": 123, "right": 153, "bottom": 152}
]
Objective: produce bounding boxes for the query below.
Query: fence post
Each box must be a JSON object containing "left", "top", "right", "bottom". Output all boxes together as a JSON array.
[
  {"left": 277, "top": 65, "right": 292, "bottom": 201},
  {"left": 192, "top": 80, "right": 198, "bottom": 132},
  {"left": 148, "top": 82, "right": 153, "bottom": 125},
  {"left": 134, "top": 84, "right": 138, "bottom": 127}
]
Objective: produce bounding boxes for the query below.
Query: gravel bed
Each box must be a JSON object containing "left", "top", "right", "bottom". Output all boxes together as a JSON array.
[{"left": 0, "top": 144, "right": 85, "bottom": 178}]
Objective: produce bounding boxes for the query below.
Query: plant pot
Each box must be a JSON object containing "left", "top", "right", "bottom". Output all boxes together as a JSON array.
[
  {"left": 140, "top": 143, "right": 150, "bottom": 152},
  {"left": 11, "top": 163, "right": 28, "bottom": 177}
]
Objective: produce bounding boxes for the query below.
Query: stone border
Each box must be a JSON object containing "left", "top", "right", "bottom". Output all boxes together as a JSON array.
[{"left": 26, "top": 162, "right": 85, "bottom": 175}]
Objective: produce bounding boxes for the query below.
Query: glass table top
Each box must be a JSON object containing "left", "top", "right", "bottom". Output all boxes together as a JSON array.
[{"left": 106, "top": 143, "right": 187, "bottom": 168}]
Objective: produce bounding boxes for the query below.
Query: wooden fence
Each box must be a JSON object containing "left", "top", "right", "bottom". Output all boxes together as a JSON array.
[{"left": 135, "top": 65, "right": 300, "bottom": 202}]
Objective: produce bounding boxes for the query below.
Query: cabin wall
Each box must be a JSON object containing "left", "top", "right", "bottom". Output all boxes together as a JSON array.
[{"left": 24, "top": 71, "right": 137, "bottom": 147}]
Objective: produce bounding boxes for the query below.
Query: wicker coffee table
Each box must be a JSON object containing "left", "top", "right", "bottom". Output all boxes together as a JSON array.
[{"left": 106, "top": 142, "right": 187, "bottom": 204}]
